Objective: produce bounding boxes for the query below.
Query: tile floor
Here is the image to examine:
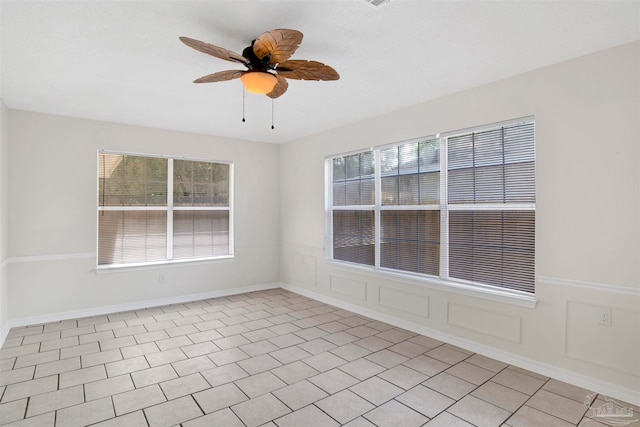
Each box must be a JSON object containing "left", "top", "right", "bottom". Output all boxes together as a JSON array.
[{"left": 0, "top": 289, "right": 637, "bottom": 427}]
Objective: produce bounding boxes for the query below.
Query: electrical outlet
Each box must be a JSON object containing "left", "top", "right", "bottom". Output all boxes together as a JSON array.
[{"left": 598, "top": 308, "right": 612, "bottom": 327}]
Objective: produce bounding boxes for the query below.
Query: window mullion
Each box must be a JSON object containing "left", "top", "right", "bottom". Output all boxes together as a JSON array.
[
  {"left": 167, "top": 158, "right": 174, "bottom": 261},
  {"left": 374, "top": 149, "right": 381, "bottom": 268},
  {"left": 440, "top": 136, "right": 449, "bottom": 280}
]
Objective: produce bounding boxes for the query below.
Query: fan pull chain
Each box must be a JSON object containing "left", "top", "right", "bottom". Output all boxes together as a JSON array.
[
  {"left": 242, "top": 86, "right": 246, "bottom": 123},
  {"left": 271, "top": 99, "right": 275, "bottom": 130}
]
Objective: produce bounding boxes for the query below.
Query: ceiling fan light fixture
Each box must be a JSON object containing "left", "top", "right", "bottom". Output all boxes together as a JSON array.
[{"left": 241, "top": 71, "right": 277, "bottom": 94}]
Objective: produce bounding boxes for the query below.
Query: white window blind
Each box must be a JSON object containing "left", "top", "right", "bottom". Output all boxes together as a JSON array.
[
  {"left": 327, "top": 118, "right": 535, "bottom": 295},
  {"left": 98, "top": 152, "right": 232, "bottom": 267}
]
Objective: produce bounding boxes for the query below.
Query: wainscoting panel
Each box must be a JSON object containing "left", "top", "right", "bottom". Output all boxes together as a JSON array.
[
  {"left": 379, "top": 286, "right": 429, "bottom": 319},
  {"left": 447, "top": 303, "right": 521, "bottom": 343},
  {"left": 565, "top": 301, "right": 640, "bottom": 376},
  {"left": 329, "top": 275, "right": 367, "bottom": 300}
]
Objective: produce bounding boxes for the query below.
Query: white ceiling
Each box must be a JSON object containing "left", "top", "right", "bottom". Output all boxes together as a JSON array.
[{"left": 1, "top": 1, "right": 638, "bottom": 144}]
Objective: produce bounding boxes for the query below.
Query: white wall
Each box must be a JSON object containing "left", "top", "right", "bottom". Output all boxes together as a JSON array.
[
  {"left": 0, "top": 99, "right": 9, "bottom": 338},
  {"left": 280, "top": 42, "right": 640, "bottom": 403},
  {"left": 7, "top": 112, "right": 280, "bottom": 320}
]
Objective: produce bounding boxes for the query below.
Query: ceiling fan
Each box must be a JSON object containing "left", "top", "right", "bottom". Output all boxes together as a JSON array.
[{"left": 180, "top": 29, "right": 340, "bottom": 99}]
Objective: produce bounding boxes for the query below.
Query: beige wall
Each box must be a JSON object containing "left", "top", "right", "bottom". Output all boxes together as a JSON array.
[
  {"left": 7, "top": 112, "right": 281, "bottom": 319},
  {"left": 0, "top": 99, "right": 9, "bottom": 335},
  {"left": 280, "top": 42, "right": 640, "bottom": 401}
]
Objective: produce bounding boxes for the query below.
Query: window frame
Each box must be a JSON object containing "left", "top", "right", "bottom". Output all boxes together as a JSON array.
[
  {"left": 96, "top": 150, "right": 234, "bottom": 271},
  {"left": 325, "top": 117, "right": 536, "bottom": 307}
]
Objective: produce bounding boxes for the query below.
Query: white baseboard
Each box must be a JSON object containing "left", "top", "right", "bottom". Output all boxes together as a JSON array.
[
  {"left": 281, "top": 282, "right": 640, "bottom": 407},
  {"left": 3, "top": 282, "right": 280, "bottom": 333}
]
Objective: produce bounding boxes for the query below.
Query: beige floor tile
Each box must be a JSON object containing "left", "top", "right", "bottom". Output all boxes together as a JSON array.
[
  {"left": 239, "top": 340, "right": 280, "bottom": 357},
  {"left": 144, "top": 395, "right": 203, "bottom": 427},
  {"left": 346, "top": 326, "right": 379, "bottom": 339},
  {"left": 426, "top": 346, "right": 470, "bottom": 365},
  {"left": 159, "top": 372, "right": 210, "bottom": 400},
  {"left": 0, "top": 366, "right": 35, "bottom": 386},
  {"left": 234, "top": 371, "right": 286, "bottom": 398},
  {"left": 100, "top": 336, "right": 138, "bottom": 351},
  {"left": 338, "top": 358, "right": 386, "bottom": 381},
  {"left": 171, "top": 355, "right": 215, "bottom": 376},
  {"left": 298, "top": 338, "right": 337, "bottom": 355},
  {"left": 237, "top": 353, "right": 281, "bottom": 375},
  {"left": 79, "top": 331, "right": 114, "bottom": 345},
  {"left": 14, "top": 350, "right": 59, "bottom": 369},
  {"left": 271, "top": 360, "right": 319, "bottom": 384},
  {"left": 343, "top": 417, "right": 378, "bottom": 427},
  {"left": 270, "top": 346, "right": 312, "bottom": 364},
  {"left": 354, "top": 336, "right": 394, "bottom": 352},
  {"left": 26, "top": 385, "right": 84, "bottom": 417},
  {"left": 323, "top": 331, "right": 359, "bottom": 346},
  {"left": 131, "top": 364, "right": 178, "bottom": 388},
  {"left": 120, "top": 342, "right": 160, "bottom": 359},
  {"left": 445, "top": 361, "right": 495, "bottom": 386},
  {"left": 506, "top": 405, "right": 576, "bottom": 427},
  {"left": 330, "top": 343, "right": 372, "bottom": 362},
  {"left": 293, "top": 327, "right": 328, "bottom": 341},
  {"left": 231, "top": 393, "right": 291, "bottom": 427},
  {"left": 90, "top": 410, "right": 147, "bottom": 427},
  {"left": 526, "top": 389, "right": 588, "bottom": 424},
  {"left": 85, "top": 374, "right": 135, "bottom": 401},
  {"left": 112, "top": 384, "right": 166, "bottom": 416},
  {"left": 364, "top": 399, "right": 428, "bottom": 427},
  {"left": 59, "top": 365, "right": 107, "bottom": 388},
  {"left": 268, "top": 333, "right": 305, "bottom": 349},
  {"left": 397, "top": 384, "right": 455, "bottom": 418},
  {"left": 272, "top": 379, "right": 329, "bottom": 410},
  {"left": 106, "top": 355, "right": 149, "bottom": 377},
  {"left": 403, "top": 354, "right": 450, "bottom": 376},
  {"left": 242, "top": 328, "right": 278, "bottom": 343},
  {"left": 274, "top": 404, "right": 340, "bottom": 427},
  {"left": 388, "top": 341, "right": 429, "bottom": 358},
  {"left": 155, "top": 336, "right": 192, "bottom": 351},
  {"left": 112, "top": 325, "right": 147, "bottom": 338},
  {"left": 182, "top": 408, "right": 245, "bottom": 427},
  {"left": 0, "top": 398, "right": 28, "bottom": 424},
  {"left": 200, "top": 363, "right": 248, "bottom": 387},
  {"left": 464, "top": 353, "right": 508, "bottom": 373},
  {"left": 349, "top": 376, "right": 403, "bottom": 406},
  {"left": 213, "top": 335, "right": 250, "bottom": 350},
  {"left": 316, "top": 389, "right": 376, "bottom": 424},
  {"left": 471, "top": 380, "right": 529, "bottom": 412},
  {"left": 423, "top": 372, "right": 477, "bottom": 400},
  {"left": 56, "top": 397, "right": 115, "bottom": 427},
  {"left": 308, "top": 368, "right": 359, "bottom": 394},
  {"left": 134, "top": 330, "right": 170, "bottom": 345},
  {"left": 81, "top": 348, "right": 122, "bottom": 368},
  {"left": 365, "top": 349, "right": 409, "bottom": 369},
  {"left": 0, "top": 343, "right": 40, "bottom": 359},
  {"left": 207, "top": 347, "right": 248, "bottom": 366},
  {"left": 3, "top": 411, "right": 55, "bottom": 427},
  {"left": 378, "top": 365, "right": 429, "bottom": 389},
  {"left": 426, "top": 412, "right": 475, "bottom": 426},
  {"left": 492, "top": 368, "right": 545, "bottom": 395},
  {"left": 60, "top": 342, "right": 101, "bottom": 359},
  {"left": 145, "top": 348, "right": 186, "bottom": 367},
  {"left": 375, "top": 328, "right": 416, "bottom": 344},
  {"left": 193, "top": 383, "right": 248, "bottom": 414},
  {"left": 21, "top": 331, "right": 60, "bottom": 345},
  {"left": 448, "top": 395, "right": 511, "bottom": 427},
  {"left": 304, "top": 351, "right": 347, "bottom": 372},
  {"left": 543, "top": 379, "right": 594, "bottom": 403},
  {"left": 1, "top": 375, "right": 58, "bottom": 403}
]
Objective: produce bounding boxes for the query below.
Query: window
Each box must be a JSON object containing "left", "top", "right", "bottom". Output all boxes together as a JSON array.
[
  {"left": 327, "top": 118, "right": 535, "bottom": 294},
  {"left": 98, "top": 152, "right": 232, "bottom": 268}
]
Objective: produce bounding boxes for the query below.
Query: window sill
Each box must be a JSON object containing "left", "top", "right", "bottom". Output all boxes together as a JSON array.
[
  {"left": 95, "top": 255, "right": 234, "bottom": 274},
  {"left": 323, "top": 259, "right": 538, "bottom": 309}
]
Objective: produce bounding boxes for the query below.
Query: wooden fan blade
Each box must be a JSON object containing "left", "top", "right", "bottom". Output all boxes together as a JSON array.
[
  {"left": 267, "top": 75, "right": 288, "bottom": 99},
  {"left": 276, "top": 60, "right": 340, "bottom": 81},
  {"left": 253, "top": 29, "right": 303, "bottom": 64},
  {"left": 193, "top": 70, "right": 245, "bottom": 83},
  {"left": 180, "top": 36, "right": 247, "bottom": 64}
]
